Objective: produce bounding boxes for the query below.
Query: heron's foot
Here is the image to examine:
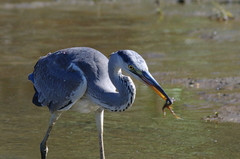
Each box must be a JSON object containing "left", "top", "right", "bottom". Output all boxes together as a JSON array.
[{"left": 40, "top": 141, "right": 48, "bottom": 159}]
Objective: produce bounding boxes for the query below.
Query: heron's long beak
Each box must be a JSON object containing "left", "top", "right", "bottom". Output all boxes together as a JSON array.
[
  {"left": 139, "top": 71, "right": 181, "bottom": 119},
  {"left": 140, "top": 71, "right": 172, "bottom": 105}
]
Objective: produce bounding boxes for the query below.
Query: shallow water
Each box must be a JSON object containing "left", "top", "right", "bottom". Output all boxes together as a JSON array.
[{"left": 1, "top": 0, "right": 240, "bottom": 159}]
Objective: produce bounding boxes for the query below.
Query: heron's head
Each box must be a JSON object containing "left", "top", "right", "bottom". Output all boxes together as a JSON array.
[{"left": 115, "top": 50, "right": 173, "bottom": 105}]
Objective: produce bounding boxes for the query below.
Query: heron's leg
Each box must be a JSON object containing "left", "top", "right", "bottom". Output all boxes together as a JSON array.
[
  {"left": 95, "top": 108, "right": 105, "bottom": 159},
  {"left": 40, "top": 111, "right": 62, "bottom": 159}
]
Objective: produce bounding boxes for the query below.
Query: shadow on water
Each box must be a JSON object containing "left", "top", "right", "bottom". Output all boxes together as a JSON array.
[{"left": 1, "top": 0, "right": 240, "bottom": 158}]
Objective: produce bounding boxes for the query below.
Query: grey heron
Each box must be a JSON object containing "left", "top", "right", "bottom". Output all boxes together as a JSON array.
[{"left": 28, "top": 47, "right": 176, "bottom": 159}]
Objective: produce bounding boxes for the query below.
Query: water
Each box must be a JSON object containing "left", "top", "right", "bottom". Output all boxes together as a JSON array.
[{"left": 1, "top": 0, "right": 240, "bottom": 158}]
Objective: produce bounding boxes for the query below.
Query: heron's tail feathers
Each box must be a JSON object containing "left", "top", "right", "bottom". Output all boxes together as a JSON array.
[
  {"left": 28, "top": 73, "right": 44, "bottom": 107},
  {"left": 32, "top": 87, "right": 43, "bottom": 106}
]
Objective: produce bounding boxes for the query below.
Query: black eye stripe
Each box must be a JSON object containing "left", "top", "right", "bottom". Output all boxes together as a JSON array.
[{"left": 118, "top": 50, "right": 134, "bottom": 64}]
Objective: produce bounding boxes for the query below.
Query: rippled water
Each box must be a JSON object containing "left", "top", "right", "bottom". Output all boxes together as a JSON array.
[{"left": 1, "top": 1, "right": 240, "bottom": 159}]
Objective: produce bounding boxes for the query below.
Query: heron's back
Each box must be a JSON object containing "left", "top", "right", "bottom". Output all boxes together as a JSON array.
[
  {"left": 29, "top": 47, "right": 115, "bottom": 113},
  {"left": 67, "top": 47, "right": 116, "bottom": 92}
]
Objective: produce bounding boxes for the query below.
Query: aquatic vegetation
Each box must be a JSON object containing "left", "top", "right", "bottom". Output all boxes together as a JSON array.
[
  {"left": 203, "top": 112, "right": 223, "bottom": 128},
  {"left": 210, "top": 1, "right": 234, "bottom": 21}
]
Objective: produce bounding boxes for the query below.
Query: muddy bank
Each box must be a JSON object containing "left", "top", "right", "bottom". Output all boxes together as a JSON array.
[
  {"left": 170, "top": 76, "right": 240, "bottom": 90},
  {"left": 170, "top": 76, "right": 240, "bottom": 123}
]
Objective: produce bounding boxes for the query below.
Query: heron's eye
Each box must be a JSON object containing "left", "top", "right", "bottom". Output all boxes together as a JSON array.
[{"left": 128, "top": 65, "right": 134, "bottom": 70}]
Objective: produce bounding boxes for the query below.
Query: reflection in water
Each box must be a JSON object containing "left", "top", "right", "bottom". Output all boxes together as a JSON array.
[{"left": 1, "top": 0, "right": 240, "bottom": 159}]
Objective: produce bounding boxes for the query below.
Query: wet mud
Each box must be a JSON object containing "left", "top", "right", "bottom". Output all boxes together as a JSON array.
[{"left": 171, "top": 77, "right": 240, "bottom": 123}]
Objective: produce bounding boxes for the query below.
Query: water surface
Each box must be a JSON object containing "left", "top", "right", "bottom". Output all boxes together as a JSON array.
[{"left": 1, "top": 1, "right": 240, "bottom": 159}]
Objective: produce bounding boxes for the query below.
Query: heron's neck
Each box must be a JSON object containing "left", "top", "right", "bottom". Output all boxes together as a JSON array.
[{"left": 104, "top": 56, "right": 136, "bottom": 112}]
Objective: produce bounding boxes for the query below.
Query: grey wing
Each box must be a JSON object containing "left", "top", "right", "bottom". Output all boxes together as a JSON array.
[{"left": 30, "top": 53, "right": 87, "bottom": 113}]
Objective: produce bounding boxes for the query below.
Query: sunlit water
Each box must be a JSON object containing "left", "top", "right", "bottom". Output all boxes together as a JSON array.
[{"left": 1, "top": 1, "right": 240, "bottom": 159}]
